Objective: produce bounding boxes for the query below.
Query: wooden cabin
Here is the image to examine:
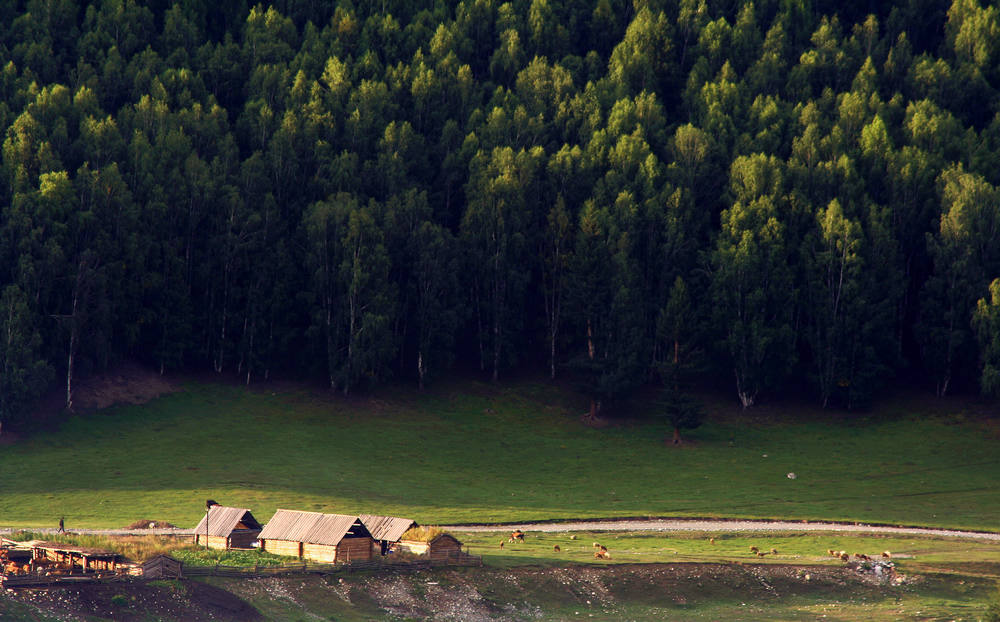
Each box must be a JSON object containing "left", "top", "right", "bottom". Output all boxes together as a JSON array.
[
  {"left": 258, "top": 510, "right": 374, "bottom": 563},
  {"left": 427, "top": 533, "right": 464, "bottom": 560},
  {"left": 398, "top": 533, "right": 464, "bottom": 560},
  {"left": 192, "top": 506, "right": 264, "bottom": 549},
  {"left": 359, "top": 514, "right": 416, "bottom": 555}
]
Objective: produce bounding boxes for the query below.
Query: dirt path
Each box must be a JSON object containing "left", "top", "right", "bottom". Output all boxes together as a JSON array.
[
  {"left": 445, "top": 518, "right": 1000, "bottom": 541},
  {"left": 5, "top": 518, "right": 997, "bottom": 540}
]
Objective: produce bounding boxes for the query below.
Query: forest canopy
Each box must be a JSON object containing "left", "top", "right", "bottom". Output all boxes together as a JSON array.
[{"left": 1, "top": 0, "right": 1000, "bottom": 429}]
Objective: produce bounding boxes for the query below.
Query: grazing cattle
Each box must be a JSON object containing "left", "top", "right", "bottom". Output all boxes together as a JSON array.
[
  {"left": 710, "top": 537, "right": 716, "bottom": 545},
  {"left": 756, "top": 551, "right": 768, "bottom": 557},
  {"left": 770, "top": 548, "right": 778, "bottom": 554},
  {"left": 749, "top": 546, "right": 759, "bottom": 554},
  {"left": 593, "top": 550, "right": 610, "bottom": 559},
  {"left": 553, "top": 545, "right": 561, "bottom": 552},
  {"left": 827, "top": 549, "right": 836, "bottom": 556},
  {"left": 592, "top": 542, "right": 601, "bottom": 548},
  {"left": 511, "top": 530, "right": 525, "bottom": 543},
  {"left": 840, "top": 553, "right": 850, "bottom": 562},
  {"left": 882, "top": 551, "right": 891, "bottom": 559},
  {"left": 499, "top": 541, "right": 504, "bottom": 549}
]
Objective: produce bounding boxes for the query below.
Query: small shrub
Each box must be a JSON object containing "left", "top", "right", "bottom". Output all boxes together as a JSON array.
[
  {"left": 110, "top": 594, "right": 129, "bottom": 608},
  {"left": 400, "top": 526, "right": 443, "bottom": 542}
]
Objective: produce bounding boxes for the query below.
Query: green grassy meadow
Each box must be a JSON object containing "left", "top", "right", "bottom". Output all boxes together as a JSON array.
[
  {"left": 455, "top": 530, "right": 1000, "bottom": 579},
  {"left": 0, "top": 379, "right": 997, "bottom": 531}
]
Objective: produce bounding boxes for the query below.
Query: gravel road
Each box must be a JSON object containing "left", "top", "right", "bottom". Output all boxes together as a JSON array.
[
  {"left": 3, "top": 519, "right": 998, "bottom": 541},
  {"left": 0, "top": 527, "right": 194, "bottom": 537},
  {"left": 445, "top": 518, "right": 1000, "bottom": 541}
]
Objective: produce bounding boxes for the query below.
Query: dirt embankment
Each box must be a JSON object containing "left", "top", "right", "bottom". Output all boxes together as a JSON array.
[
  {"left": 1, "top": 562, "right": 908, "bottom": 621},
  {"left": 3, "top": 579, "right": 261, "bottom": 622}
]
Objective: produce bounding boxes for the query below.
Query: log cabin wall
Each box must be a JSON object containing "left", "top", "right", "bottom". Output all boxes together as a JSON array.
[
  {"left": 301, "top": 543, "right": 337, "bottom": 563},
  {"left": 261, "top": 539, "right": 303, "bottom": 558},
  {"left": 335, "top": 537, "right": 373, "bottom": 562},
  {"left": 194, "top": 535, "right": 230, "bottom": 549}
]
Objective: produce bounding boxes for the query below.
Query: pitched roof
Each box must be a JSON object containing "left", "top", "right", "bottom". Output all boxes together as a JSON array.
[
  {"left": 192, "top": 506, "right": 263, "bottom": 537},
  {"left": 259, "top": 509, "right": 371, "bottom": 546},
  {"left": 359, "top": 514, "right": 416, "bottom": 542},
  {"left": 431, "top": 533, "right": 462, "bottom": 546}
]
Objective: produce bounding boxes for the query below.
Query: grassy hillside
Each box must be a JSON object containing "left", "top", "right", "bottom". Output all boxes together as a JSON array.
[{"left": 0, "top": 380, "right": 997, "bottom": 530}]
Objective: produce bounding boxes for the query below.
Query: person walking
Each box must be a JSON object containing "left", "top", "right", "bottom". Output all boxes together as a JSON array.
[{"left": 58, "top": 517, "right": 65, "bottom": 533}]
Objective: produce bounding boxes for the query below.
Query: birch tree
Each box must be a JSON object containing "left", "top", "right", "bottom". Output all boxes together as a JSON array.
[{"left": 711, "top": 155, "right": 795, "bottom": 408}]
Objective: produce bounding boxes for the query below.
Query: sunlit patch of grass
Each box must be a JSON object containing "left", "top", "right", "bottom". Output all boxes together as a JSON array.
[
  {"left": 0, "top": 379, "right": 997, "bottom": 530},
  {"left": 169, "top": 546, "right": 288, "bottom": 567},
  {"left": 455, "top": 529, "right": 1000, "bottom": 575}
]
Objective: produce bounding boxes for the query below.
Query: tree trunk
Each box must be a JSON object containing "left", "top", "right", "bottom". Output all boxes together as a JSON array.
[
  {"left": 347, "top": 278, "right": 357, "bottom": 396},
  {"left": 474, "top": 281, "right": 485, "bottom": 371},
  {"left": 550, "top": 325, "right": 557, "bottom": 380},
  {"left": 66, "top": 270, "right": 82, "bottom": 412},
  {"left": 66, "top": 328, "right": 76, "bottom": 411},
  {"left": 325, "top": 302, "right": 336, "bottom": 391},
  {"left": 937, "top": 374, "right": 950, "bottom": 398},
  {"left": 417, "top": 350, "right": 425, "bottom": 391},
  {"left": 492, "top": 317, "right": 500, "bottom": 382},
  {"left": 735, "top": 368, "right": 755, "bottom": 409}
]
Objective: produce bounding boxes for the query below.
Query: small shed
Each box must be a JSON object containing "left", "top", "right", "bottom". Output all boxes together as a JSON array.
[
  {"left": 398, "top": 532, "right": 464, "bottom": 560},
  {"left": 192, "top": 506, "right": 263, "bottom": 549},
  {"left": 359, "top": 514, "right": 416, "bottom": 555},
  {"left": 258, "top": 509, "right": 374, "bottom": 563},
  {"left": 427, "top": 533, "right": 464, "bottom": 560},
  {"left": 140, "top": 555, "right": 183, "bottom": 579}
]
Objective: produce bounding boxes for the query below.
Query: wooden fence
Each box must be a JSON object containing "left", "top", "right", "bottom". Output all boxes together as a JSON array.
[{"left": 1, "top": 572, "right": 124, "bottom": 589}]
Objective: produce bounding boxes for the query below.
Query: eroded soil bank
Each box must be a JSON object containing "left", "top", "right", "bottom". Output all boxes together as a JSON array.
[{"left": 3, "top": 561, "right": 978, "bottom": 621}]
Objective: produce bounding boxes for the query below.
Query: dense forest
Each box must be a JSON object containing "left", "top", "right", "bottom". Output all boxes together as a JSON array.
[{"left": 1, "top": 0, "right": 1000, "bottom": 429}]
